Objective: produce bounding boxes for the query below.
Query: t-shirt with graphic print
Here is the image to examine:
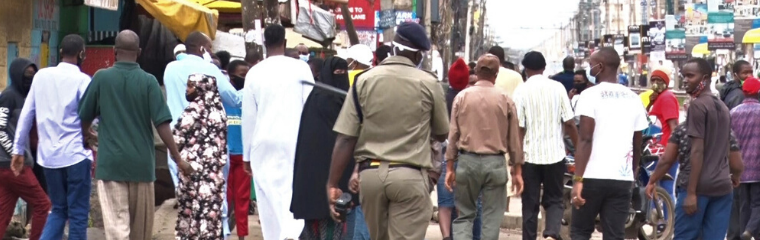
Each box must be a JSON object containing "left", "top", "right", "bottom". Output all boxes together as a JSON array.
[{"left": 575, "top": 82, "right": 649, "bottom": 181}]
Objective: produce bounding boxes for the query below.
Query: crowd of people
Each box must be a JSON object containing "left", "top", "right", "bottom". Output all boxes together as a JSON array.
[{"left": 1, "top": 19, "right": 760, "bottom": 240}]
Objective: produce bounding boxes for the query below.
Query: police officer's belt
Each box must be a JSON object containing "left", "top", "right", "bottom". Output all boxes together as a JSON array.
[{"left": 358, "top": 160, "right": 422, "bottom": 172}]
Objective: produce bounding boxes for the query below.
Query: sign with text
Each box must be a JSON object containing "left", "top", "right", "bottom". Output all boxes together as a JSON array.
[
  {"left": 707, "top": 11, "right": 735, "bottom": 50},
  {"left": 332, "top": 0, "right": 380, "bottom": 30},
  {"left": 665, "top": 30, "right": 687, "bottom": 60},
  {"left": 33, "top": 0, "right": 59, "bottom": 31},
  {"left": 85, "top": 0, "right": 119, "bottom": 11}
]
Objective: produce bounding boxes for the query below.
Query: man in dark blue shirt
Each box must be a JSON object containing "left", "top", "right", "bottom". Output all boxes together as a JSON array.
[{"left": 551, "top": 56, "right": 576, "bottom": 93}]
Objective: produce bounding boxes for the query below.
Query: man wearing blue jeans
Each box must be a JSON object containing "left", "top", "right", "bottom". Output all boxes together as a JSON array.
[
  {"left": 11, "top": 34, "right": 93, "bottom": 240},
  {"left": 670, "top": 58, "right": 744, "bottom": 239}
]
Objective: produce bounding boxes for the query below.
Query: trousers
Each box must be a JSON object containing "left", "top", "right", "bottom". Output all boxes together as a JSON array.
[
  {"left": 0, "top": 167, "right": 50, "bottom": 240},
  {"left": 522, "top": 160, "right": 566, "bottom": 240},
  {"left": 453, "top": 153, "right": 508, "bottom": 240},
  {"left": 227, "top": 154, "right": 251, "bottom": 236},
  {"left": 98, "top": 180, "right": 154, "bottom": 240},
  {"left": 359, "top": 162, "right": 432, "bottom": 240},
  {"left": 41, "top": 159, "right": 91, "bottom": 240}
]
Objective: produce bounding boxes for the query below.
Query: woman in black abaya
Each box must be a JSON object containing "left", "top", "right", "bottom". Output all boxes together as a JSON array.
[{"left": 291, "top": 57, "right": 354, "bottom": 240}]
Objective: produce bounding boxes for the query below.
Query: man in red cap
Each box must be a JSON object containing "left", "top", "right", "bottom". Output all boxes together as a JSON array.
[
  {"left": 730, "top": 76, "right": 760, "bottom": 240},
  {"left": 646, "top": 68, "right": 680, "bottom": 216}
]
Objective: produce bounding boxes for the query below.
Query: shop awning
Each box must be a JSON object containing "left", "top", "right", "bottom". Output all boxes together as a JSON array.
[
  {"left": 192, "top": 0, "right": 241, "bottom": 13},
  {"left": 136, "top": 0, "right": 219, "bottom": 41},
  {"left": 691, "top": 43, "right": 710, "bottom": 55},
  {"left": 743, "top": 28, "right": 760, "bottom": 43}
]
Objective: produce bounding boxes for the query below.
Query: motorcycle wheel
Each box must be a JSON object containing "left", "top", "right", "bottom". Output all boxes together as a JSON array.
[{"left": 638, "top": 187, "right": 675, "bottom": 240}]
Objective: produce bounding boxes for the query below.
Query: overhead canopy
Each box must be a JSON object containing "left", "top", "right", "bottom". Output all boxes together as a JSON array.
[
  {"left": 743, "top": 28, "right": 760, "bottom": 43},
  {"left": 192, "top": 0, "right": 241, "bottom": 13},
  {"left": 287, "top": 28, "right": 323, "bottom": 48},
  {"left": 136, "top": 0, "right": 219, "bottom": 41},
  {"left": 691, "top": 43, "right": 710, "bottom": 55}
]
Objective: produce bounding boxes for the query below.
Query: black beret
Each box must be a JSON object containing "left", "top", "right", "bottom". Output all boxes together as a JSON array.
[
  {"left": 521, "top": 51, "right": 547, "bottom": 71},
  {"left": 396, "top": 22, "right": 431, "bottom": 51}
]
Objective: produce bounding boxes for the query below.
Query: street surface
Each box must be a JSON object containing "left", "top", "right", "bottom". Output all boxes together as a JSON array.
[{"left": 82, "top": 194, "right": 605, "bottom": 240}]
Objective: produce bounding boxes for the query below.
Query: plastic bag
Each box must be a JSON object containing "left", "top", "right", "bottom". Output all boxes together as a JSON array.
[{"left": 294, "top": 0, "right": 336, "bottom": 44}]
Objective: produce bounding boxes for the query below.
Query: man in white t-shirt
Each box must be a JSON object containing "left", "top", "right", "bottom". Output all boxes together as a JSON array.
[{"left": 570, "top": 47, "right": 649, "bottom": 240}]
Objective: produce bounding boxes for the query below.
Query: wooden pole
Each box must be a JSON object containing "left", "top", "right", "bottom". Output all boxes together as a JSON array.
[
  {"left": 242, "top": 0, "right": 264, "bottom": 55},
  {"left": 340, "top": 3, "right": 360, "bottom": 45}
]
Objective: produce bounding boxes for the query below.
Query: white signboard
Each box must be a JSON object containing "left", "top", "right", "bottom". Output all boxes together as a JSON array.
[{"left": 85, "top": 0, "right": 119, "bottom": 11}]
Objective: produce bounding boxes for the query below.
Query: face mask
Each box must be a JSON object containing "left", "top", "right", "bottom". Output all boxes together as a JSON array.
[
  {"left": 689, "top": 76, "right": 709, "bottom": 98},
  {"left": 299, "top": 54, "right": 310, "bottom": 62},
  {"left": 652, "top": 82, "right": 666, "bottom": 93},
  {"left": 573, "top": 83, "right": 587, "bottom": 92},
  {"left": 348, "top": 60, "right": 356, "bottom": 70},
  {"left": 22, "top": 76, "right": 33, "bottom": 90},
  {"left": 416, "top": 53, "right": 425, "bottom": 69},
  {"left": 176, "top": 53, "right": 187, "bottom": 61},
  {"left": 587, "top": 63, "right": 601, "bottom": 84},
  {"left": 231, "top": 76, "right": 245, "bottom": 90},
  {"left": 201, "top": 47, "right": 213, "bottom": 63}
]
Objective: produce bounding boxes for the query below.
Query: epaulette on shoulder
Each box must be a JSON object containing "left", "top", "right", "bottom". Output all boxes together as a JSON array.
[{"left": 421, "top": 69, "right": 438, "bottom": 79}]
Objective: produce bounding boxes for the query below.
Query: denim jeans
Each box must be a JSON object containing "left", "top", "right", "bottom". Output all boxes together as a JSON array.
[
  {"left": 439, "top": 154, "right": 483, "bottom": 239},
  {"left": 41, "top": 159, "right": 91, "bottom": 240},
  {"left": 344, "top": 205, "right": 371, "bottom": 240},
  {"left": 674, "top": 188, "right": 732, "bottom": 240}
]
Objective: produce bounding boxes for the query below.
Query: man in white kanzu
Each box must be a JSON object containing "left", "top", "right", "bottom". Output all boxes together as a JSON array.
[{"left": 241, "top": 24, "right": 313, "bottom": 240}]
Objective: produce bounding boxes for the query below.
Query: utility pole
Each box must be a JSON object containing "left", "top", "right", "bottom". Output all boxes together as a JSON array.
[
  {"left": 337, "top": 2, "right": 360, "bottom": 45},
  {"left": 242, "top": 0, "right": 264, "bottom": 55},
  {"left": 605, "top": 0, "right": 610, "bottom": 34},
  {"left": 381, "top": 0, "right": 394, "bottom": 43},
  {"left": 424, "top": 0, "right": 433, "bottom": 70},
  {"left": 464, "top": 0, "right": 473, "bottom": 62},
  {"left": 263, "top": 0, "right": 280, "bottom": 25}
]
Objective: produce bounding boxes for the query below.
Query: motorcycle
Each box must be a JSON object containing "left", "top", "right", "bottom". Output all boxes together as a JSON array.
[{"left": 558, "top": 133, "right": 675, "bottom": 240}]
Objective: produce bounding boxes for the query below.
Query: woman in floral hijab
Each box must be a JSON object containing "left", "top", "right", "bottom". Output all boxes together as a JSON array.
[{"left": 173, "top": 73, "right": 228, "bottom": 239}]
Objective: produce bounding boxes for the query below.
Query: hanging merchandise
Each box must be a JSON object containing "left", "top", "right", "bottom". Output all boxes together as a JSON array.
[{"left": 294, "top": 0, "right": 337, "bottom": 44}]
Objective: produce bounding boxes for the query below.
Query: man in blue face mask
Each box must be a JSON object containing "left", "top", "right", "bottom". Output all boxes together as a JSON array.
[{"left": 296, "top": 43, "right": 310, "bottom": 62}]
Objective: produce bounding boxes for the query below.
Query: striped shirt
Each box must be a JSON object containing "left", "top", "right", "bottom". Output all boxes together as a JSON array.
[
  {"left": 730, "top": 98, "right": 760, "bottom": 182},
  {"left": 513, "top": 75, "right": 574, "bottom": 165}
]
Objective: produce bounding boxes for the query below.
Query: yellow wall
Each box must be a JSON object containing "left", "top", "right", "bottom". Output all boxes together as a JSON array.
[{"left": 0, "top": 0, "right": 34, "bottom": 91}]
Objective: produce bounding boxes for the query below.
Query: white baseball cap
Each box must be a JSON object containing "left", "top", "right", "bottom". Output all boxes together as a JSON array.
[{"left": 347, "top": 44, "right": 374, "bottom": 66}]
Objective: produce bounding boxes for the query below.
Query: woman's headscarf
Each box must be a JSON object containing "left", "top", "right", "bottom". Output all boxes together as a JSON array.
[
  {"left": 318, "top": 57, "right": 350, "bottom": 91},
  {"left": 173, "top": 74, "right": 228, "bottom": 170},
  {"left": 291, "top": 57, "right": 354, "bottom": 220}
]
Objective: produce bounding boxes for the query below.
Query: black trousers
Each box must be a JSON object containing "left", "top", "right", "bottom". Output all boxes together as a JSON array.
[
  {"left": 570, "top": 179, "right": 632, "bottom": 240},
  {"left": 729, "top": 188, "right": 742, "bottom": 240},
  {"left": 739, "top": 182, "right": 760, "bottom": 239},
  {"left": 522, "top": 160, "right": 566, "bottom": 240}
]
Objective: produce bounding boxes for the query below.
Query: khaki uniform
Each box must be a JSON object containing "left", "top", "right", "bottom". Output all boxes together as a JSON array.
[{"left": 333, "top": 56, "right": 449, "bottom": 240}]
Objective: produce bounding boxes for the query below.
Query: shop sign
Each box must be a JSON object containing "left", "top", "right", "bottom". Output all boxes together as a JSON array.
[
  {"left": 85, "top": 0, "right": 119, "bottom": 11},
  {"left": 34, "top": 0, "right": 59, "bottom": 31},
  {"left": 332, "top": 0, "right": 380, "bottom": 29}
]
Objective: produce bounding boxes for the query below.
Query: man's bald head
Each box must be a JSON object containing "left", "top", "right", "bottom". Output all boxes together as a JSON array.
[
  {"left": 114, "top": 30, "right": 140, "bottom": 51},
  {"left": 114, "top": 30, "right": 141, "bottom": 62},
  {"left": 592, "top": 47, "right": 620, "bottom": 70},
  {"left": 588, "top": 47, "right": 620, "bottom": 83},
  {"left": 185, "top": 31, "right": 212, "bottom": 56}
]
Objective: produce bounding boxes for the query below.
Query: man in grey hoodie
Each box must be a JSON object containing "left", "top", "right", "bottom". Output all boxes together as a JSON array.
[{"left": 0, "top": 58, "right": 50, "bottom": 240}]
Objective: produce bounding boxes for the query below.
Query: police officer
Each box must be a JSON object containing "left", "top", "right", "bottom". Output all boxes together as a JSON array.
[{"left": 326, "top": 22, "right": 449, "bottom": 240}]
